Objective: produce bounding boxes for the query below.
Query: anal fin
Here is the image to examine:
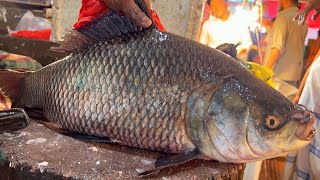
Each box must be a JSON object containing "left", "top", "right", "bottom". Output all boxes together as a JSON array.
[
  {"left": 138, "top": 150, "right": 202, "bottom": 177},
  {"left": 61, "top": 131, "right": 118, "bottom": 144},
  {"left": 0, "top": 108, "right": 30, "bottom": 133},
  {"left": 24, "top": 107, "right": 46, "bottom": 120}
]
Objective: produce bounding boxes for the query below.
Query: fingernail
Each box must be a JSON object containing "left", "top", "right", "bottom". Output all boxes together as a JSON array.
[
  {"left": 142, "top": 16, "right": 150, "bottom": 22},
  {"left": 141, "top": 16, "right": 152, "bottom": 27}
]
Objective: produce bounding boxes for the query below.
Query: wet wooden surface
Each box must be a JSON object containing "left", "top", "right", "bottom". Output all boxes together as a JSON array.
[
  {"left": 0, "top": 120, "right": 245, "bottom": 180},
  {"left": 259, "top": 157, "right": 286, "bottom": 180}
]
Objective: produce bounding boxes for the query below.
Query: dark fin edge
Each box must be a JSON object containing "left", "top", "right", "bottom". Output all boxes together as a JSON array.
[
  {"left": 24, "top": 107, "right": 47, "bottom": 120},
  {"left": 0, "top": 108, "right": 30, "bottom": 133},
  {"left": 61, "top": 131, "right": 117, "bottom": 144},
  {"left": 138, "top": 150, "right": 202, "bottom": 177},
  {"left": 51, "top": 0, "right": 156, "bottom": 53}
]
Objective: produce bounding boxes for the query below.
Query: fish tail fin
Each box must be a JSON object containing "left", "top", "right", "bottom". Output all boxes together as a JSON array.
[{"left": 0, "top": 70, "right": 30, "bottom": 101}]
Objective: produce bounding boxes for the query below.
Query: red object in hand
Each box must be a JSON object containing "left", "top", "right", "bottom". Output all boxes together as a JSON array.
[
  {"left": 74, "top": 0, "right": 166, "bottom": 31},
  {"left": 150, "top": 9, "right": 166, "bottom": 32},
  {"left": 74, "top": 0, "right": 109, "bottom": 30},
  {"left": 10, "top": 29, "right": 51, "bottom": 41}
]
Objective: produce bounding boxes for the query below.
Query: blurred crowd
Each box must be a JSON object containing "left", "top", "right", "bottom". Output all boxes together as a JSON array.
[
  {"left": 199, "top": 0, "right": 320, "bottom": 179},
  {"left": 199, "top": 0, "right": 320, "bottom": 89}
]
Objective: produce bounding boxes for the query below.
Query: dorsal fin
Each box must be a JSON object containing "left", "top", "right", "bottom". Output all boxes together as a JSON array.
[{"left": 51, "top": 0, "right": 156, "bottom": 53}]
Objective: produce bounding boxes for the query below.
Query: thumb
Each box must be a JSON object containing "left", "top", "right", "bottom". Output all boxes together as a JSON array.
[{"left": 122, "top": 0, "right": 152, "bottom": 28}]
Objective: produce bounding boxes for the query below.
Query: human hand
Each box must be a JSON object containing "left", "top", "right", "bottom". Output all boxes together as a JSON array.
[
  {"left": 294, "top": 0, "right": 320, "bottom": 25},
  {"left": 103, "top": 0, "right": 152, "bottom": 28}
]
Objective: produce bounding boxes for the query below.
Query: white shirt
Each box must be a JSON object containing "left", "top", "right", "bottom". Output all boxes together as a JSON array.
[
  {"left": 263, "top": 7, "right": 308, "bottom": 81},
  {"left": 282, "top": 56, "right": 320, "bottom": 180},
  {"left": 199, "top": 11, "right": 252, "bottom": 54},
  {"left": 299, "top": 58, "right": 320, "bottom": 113}
]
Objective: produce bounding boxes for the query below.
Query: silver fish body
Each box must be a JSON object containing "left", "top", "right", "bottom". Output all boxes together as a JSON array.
[
  {"left": 0, "top": 0, "right": 310, "bottom": 164},
  {"left": 12, "top": 28, "right": 314, "bottom": 163},
  {"left": 20, "top": 30, "right": 238, "bottom": 153}
]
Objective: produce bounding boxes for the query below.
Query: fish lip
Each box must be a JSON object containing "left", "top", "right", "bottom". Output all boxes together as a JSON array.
[
  {"left": 295, "top": 129, "right": 316, "bottom": 141},
  {"left": 294, "top": 113, "right": 315, "bottom": 141},
  {"left": 289, "top": 104, "right": 316, "bottom": 141},
  {"left": 305, "top": 129, "right": 316, "bottom": 141},
  {"left": 287, "top": 104, "right": 312, "bottom": 123}
]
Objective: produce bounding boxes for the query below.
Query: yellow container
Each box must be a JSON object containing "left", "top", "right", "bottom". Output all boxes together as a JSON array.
[
  {"left": 0, "top": 89, "right": 12, "bottom": 110},
  {"left": 246, "top": 62, "right": 275, "bottom": 88}
]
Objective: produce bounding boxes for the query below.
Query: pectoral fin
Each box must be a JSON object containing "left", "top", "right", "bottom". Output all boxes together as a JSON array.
[
  {"left": 0, "top": 108, "right": 30, "bottom": 133},
  {"left": 138, "top": 150, "right": 202, "bottom": 176}
]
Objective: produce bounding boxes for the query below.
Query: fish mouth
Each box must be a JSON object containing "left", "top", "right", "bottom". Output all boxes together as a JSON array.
[{"left": 288, "top": 104, "right": 316, "bottom": 141}]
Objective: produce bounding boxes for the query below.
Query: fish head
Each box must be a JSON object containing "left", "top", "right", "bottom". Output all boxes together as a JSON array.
[
  {"left": 186, "top": 77, "right": 315, "bottom": 163},
  {"left": 236, "top": 96, "right": 315, "bottom": 162}
]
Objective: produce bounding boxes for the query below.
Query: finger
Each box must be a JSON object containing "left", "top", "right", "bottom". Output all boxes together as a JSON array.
[
  {"left": 122, "top": 0, "right": 152, "bottom": 28},
  {"left": 300, "top": 11, "right": 308, "bottom": 25},
  {"left": 103, "top": 0, "right": 121, "bottom": 11},
  {"left": 297, "top": 12, "right": 306, "bottom": 25},
  {"left": 294, "top": 11, "right": 306, "bottom": 25},
  {"left": 312, "top": 10, "right": 320, "bottom": 20}
]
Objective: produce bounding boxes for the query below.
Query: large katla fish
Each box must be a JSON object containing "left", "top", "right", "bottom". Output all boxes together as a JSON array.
[{"left": 0, "top": 0, "right": 315, "bottom": 175}]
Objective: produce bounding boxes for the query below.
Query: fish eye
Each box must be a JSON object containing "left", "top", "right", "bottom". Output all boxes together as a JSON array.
[{"left": 265, "top": 115, "right": 280, "bottom": 129}]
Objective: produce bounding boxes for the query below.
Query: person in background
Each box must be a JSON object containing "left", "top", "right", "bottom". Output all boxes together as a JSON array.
[
  {"left": 293, "top": 50, "right": 320, "bottom": 104},
  {"left": 74, "top": 0, "right": 165, "bottom": 31},
  {"left": 282, "top": 50, "right": 320, "bottom": 180},
  {"left": 294, "top": 0, "right": 320, "bottom": 26},
  {"left": 304, "top": 29, "right": 320, "bottom": 71},
  {"left": 282, "top": 0, "right": 320, "bottom": 179},
  {"left": 263, "top": 0, "right": 308, "bottom": 87},
  {"left": 199, "top": 0, "right": 252, "bottom": 60}
]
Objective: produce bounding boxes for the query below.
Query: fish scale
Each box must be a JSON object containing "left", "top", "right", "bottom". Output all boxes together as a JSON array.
[{"left": 19, "top": 30, "right": 216, "bottom": 153}]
